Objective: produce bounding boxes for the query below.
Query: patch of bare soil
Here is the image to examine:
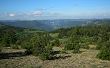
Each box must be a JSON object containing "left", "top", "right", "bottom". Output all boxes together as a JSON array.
[
  {"left": 0, "top": 55, "right": 43, "bottom": 68},
  {"left": 42, "top": 49, "right": 110, "bottom": 68}
]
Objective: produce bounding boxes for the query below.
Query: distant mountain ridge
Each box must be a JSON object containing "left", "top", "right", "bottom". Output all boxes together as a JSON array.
[{"left": 0, "top": 19, "right": 110, "bottom": 31}]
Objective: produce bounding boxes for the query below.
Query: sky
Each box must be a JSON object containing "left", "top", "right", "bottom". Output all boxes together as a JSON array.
[{"left": 0, "top": 0, "right": 110, "bottom": 20}]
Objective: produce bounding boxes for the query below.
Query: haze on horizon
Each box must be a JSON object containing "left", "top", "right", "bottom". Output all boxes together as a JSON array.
[{"left": 0, "top": 0, "right": 110, "bottom": 20}]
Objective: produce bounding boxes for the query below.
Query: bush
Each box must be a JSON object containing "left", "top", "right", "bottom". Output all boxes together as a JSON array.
[
  {"left": 64, "top": 36, "right": 81, "bottom": 53},
  {"left": 97, "top": 49, "right": 110, "bottom": 60},
  {"left": 64, "top": 43, "right": 80, "bottom": 53},
  {"left": 51, "top": 38, "right": 60, "bottom": 46},
  {"left": 39, "top": 44, "right": 53, "bottom": 60},
  {"left": 72, "top": 44, "right": 80, "bottom": 53},
  {"left": 22, "top": 42, "right": 33, "bottom": 55},
  {"left": 32, "top": 43, "right": 45, "bottom": 56},
  {"left": 96, "top": 41, "right": 104, "bottom": 50},
  {"left": 97, "top": 41, "right": 110, "bottom": 60},
  {"left": 64, "top": 43, "right": 74, "bottom": 50},
  {"left": 39, "top": 52, "right": 52, "bottom": 60}
]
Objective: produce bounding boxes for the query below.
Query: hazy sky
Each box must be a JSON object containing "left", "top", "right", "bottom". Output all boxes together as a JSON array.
[{"left": 0, "top": 0, "right": 110, "bottom": 20}]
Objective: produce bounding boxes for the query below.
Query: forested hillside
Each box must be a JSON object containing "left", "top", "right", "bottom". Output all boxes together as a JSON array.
[{"left": 1, "top": 19, "right": 110, "bottom": 31}]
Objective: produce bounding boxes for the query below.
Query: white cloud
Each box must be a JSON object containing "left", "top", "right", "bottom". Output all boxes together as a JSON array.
[
  {"left": 18, "top": 9, "right": 62, "bottom": 17},
  {"left": 9, "top": 13, "right": 15, "bottom": 17},
  {"left": 32, "top": 11, "right": 43, "bottom": 16}
]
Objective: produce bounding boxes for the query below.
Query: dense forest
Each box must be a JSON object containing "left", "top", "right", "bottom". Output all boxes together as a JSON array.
[{"left": 0, "top": 21, "right": 110, "bottom": 60}]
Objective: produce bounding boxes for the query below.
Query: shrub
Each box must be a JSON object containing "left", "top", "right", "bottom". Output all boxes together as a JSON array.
[
  {"left": 64, "top": 43, "right": 74, "bottom": 50},
  {"left": 72, "top": 44, "right": 80, "bottom": 53},
  {"left": 29, "top": 34, "right": 54, "bottom": 60},
  {"left": 97, "top": 41, "right": 110, "bottom": 60},
  {"left": 32, "top": 44, "right": 45, "bottom": 56},
  {"left": 96, "top": 41, "right": 104, "bottom": 50},
  {"left": 64, "top": 43, "right": 80, "bottom": 53},
  {"left": 97, "top": 49, "right": 110, "bottom": 60},
  {"left": 22, "top": 42, "right": 33, "bottom": 55},
  {"left": 39, "top": 44, "right": 53, "bottom": 60},
  {"left": 51, "top": 38, "right": 60, "bottom": 46},
  {"left": 39, "top": 52, "right": 52, "bottom": 60}
]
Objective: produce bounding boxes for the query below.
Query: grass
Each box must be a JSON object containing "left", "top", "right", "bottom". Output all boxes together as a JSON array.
[{"left": 50, "top": 33, "right": 59, "bottom": 38}]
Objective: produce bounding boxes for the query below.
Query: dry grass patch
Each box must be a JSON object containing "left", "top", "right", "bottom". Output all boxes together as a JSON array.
[{"left": 0, "top": 48, "right": 110, "bottom": 68}]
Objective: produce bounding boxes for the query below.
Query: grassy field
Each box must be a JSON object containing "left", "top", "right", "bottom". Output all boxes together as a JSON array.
[{"left": 0, "top": 47, "right": 110, "bottom": 68}]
